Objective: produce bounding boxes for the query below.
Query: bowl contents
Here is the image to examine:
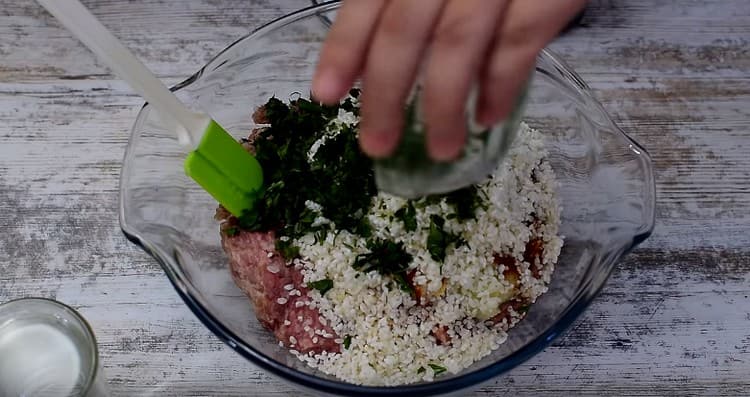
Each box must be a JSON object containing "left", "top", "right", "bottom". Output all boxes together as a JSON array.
[{"left": 217, "top": 90, "right": 563, "bottom": 386}]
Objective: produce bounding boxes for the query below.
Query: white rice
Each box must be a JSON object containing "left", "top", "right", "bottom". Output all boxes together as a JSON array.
[{"left": 287, "top": 107, "right": 562, "bottom": 386}]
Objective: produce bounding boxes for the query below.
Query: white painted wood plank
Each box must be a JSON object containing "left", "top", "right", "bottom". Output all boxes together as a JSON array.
[{"left": 1, "top": 0, "right": 750, "bottom": 395}]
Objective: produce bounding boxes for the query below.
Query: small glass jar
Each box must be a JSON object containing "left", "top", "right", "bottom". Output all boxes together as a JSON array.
[
  {"left": 374, "top": 86, "right": 528, "bottom": 198},
  {"left": 0, "top": 298, "right": 109, "bottom": 397}
]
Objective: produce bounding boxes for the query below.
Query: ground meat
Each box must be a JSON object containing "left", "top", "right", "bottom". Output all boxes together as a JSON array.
[
  {"left": 493, "top": 253, "right": 520, "bottom": 286},
  {"left": 241, "top": 127, "right": 267, "bottom": 155},
  {"left": 489, "top": 298, "right": 529, "bottom": 327},
  {"left": 406, "top": 270, "right": 427, "bottom": 306},
  {"left": 405, "top": 271, "right": 449, "bottom": 306},
  {"left": 218, "top": 107, "right": 340, "bottom": 354},
  {"left": 221, "top": 230, "right": 340, "bottom": 354},
  {"left": 492, "top": 253, "right": 515, "bottom": 269},
  {"left": 252, "top": 105, "right": 270, "bottom": 124},
  {"left": 214, "top": 206, "right": 232, "bottom": 223},
  {"left": 523, "top": 237, "right": 545, "bottom": 279},
  {"left": 431, "top": 325, "right": 452, "bottom": 346}
]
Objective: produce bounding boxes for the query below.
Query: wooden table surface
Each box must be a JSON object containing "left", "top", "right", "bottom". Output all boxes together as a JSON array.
[{"left": 1, "top": 0, "right": 749, "bottom": 395}]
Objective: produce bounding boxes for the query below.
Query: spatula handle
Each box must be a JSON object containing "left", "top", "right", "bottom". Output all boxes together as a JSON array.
[{"left": 37, "top": 0, "right": 207, "bottom": 148}]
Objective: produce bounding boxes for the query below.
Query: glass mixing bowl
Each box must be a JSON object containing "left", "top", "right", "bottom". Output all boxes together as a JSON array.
[{"left": 119, "top": 2, "right": 656, "bottom": 395}]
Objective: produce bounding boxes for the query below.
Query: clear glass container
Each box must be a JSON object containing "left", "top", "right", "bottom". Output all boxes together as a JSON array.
[
  {"left": 373, "top": 86, "right": 527, "bottom": 198},
  {"left": 0, "top": 298, "right": 108, "bottom": 397},
  {"left": 307, "top": 0, "right": 532, "bottom": 198},
  {"left": 119, "top": 2, "right": 656, "bottom": 396}
]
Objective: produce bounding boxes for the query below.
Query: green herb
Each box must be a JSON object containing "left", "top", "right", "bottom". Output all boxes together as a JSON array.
[
  {"left": 412, "top": 186, "right": 484, "bottom": 222},
  {"left": 353, "top": 239, "right": 413, "bottom": 290},
  {"left": 314, "top": 228, "right": 328, "bottom": 245},
  {"left": 354, "top": 239, "right": 412, "bottom": 274},
  {"left": 275, "top": 239, "right": 300, "bottom": 259},
  {"left": 420, "top": 194, "right": 444, "bottom": 207},
  {"left": 355, "top": 218, "right": 373, "bottom": 238},
  {"left": 224, "top": 227, "right": 239, "bottom": 237},
  {"left": 443, "top": 186, "right": 484, "bottom": 221},
  {"left": 428, "top": 363, "right": 447, "bottom": 376},
  {"left": 312, "top": 126, "right": 377, "bottom": 232},
  {"left": 395, "top": 201, "right": 417, "bottom": 231},
  {"left": 343, "top": 335, "right": 352, "bottom": 349},
  {"left": 340, "top": 89, "right": 360, "bottom": 115},
  {"left": 426, "top": 216, "right": 446, "bottom": 262},
  {"left": 518, "top": 305, "right": 530, "bottom": 314},
  {"left": 426, "top": 215, "right": 466, "bottom": 262},
  {"left": 417, "top": 366, "right": 426, "bottom": 374},
  {"left": 307, "top": 279, "right": 333, "bottom": 295},
  {"left": 237, "top": 208, "right": 261, "bottom": 230},
  {"left": 392, "top": 272, "right": 414, "bottom": 294},
  {"left": 240, "top": 91, "right": 377, "bottom": 247},
  {"left": 243, "top": 91, "right": 483, "bottom": 268}
]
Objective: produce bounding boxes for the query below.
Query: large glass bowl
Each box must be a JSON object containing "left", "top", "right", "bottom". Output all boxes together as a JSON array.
[{"left": 119, "top": 2, "right": 656, "bottom": 396}]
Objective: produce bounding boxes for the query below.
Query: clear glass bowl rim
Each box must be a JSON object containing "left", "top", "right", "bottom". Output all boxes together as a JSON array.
[{"left": 118, "top": 1, "right": 656, "bottom": 395}]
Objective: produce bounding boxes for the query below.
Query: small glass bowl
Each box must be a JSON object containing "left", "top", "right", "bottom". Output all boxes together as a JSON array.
[
  {"left": 0, "top": 298, "right": 108, "bottom": 397},
  {"left": 119, "top": 2, "right": 656, "bottom": 396}
]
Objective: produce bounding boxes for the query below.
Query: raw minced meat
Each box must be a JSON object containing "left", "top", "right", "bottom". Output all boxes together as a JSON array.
[{"left": 220, "top": 228, "right": 339, "bottom": 354}]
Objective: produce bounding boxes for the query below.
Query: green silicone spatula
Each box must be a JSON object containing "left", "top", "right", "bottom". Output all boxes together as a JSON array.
[{"left": 37, "top": 0, "right": 263, "bottom": 217}]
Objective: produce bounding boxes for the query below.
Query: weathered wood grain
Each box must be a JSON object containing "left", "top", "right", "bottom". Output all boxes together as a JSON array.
[{"left": 1, "top": 0, "right": 749, "bottom": 395}]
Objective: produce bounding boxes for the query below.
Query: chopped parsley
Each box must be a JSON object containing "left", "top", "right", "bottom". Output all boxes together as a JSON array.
[
  {"left": 224, "top": 227, "right": 239, "bottom": 237},
  {"left": 307, "top": 279, "right": 333, "bottom": 295},
  {"left": 395, "top": 201, "right": 417, "bottom": 231},
  {"left": 343, "top": 335, "right": 352, "bottom": 349},
  {"left": 411, "top": 186, "right": 484, "bottom": 223},
  {"left": 355, "top": 218, "right": 373, "bottom": 238},
  {"left": 340, "top": 89, "right": 360, "bottom": 114},
  {"left": 237, "top": 91, "right": 377, "bottom": 247},
  {"left": 392, "top": 272, "right": 414, "bottom": 294},
  {"left": 352, "top": 239, "right": 413, "bottom": 292},
  {"left": 237, "top": 91, "right": 484, "bottom": 266},
  {"left": 275, "top": 239, "right": 300, "bottom": 260},
  {"left": 428, "top": 363, "right": 447, "bottom": 376},
  {"left": 426, "top": 215, "right": 466, "bottom": 262},
  {"left": 314, "top": 228, "right": 328, "bottom": 245},
  {"left": 443, "top": 186, "right": 484, "bottom": 221},
  {"left": 417, "top": 366, "right": 426, "bottom": 374}
]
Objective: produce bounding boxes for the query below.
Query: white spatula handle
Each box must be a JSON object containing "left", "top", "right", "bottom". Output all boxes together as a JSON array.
[{"left": 37, "top": 0, "right": 207, "bottom": 148}]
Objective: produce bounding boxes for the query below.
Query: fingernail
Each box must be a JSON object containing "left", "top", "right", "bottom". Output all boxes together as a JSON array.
[
  {"left": 476, "top": 108, "right": 500, "bottom": 129},
  {"left": 427, "top": 131, "right": 464, "bottom": 162},
  {"left": 312, "top": 69, "right": 343, "bottom": 104},
  {"left": 359, "top": 128, "right": 398, "bottom": 159}
]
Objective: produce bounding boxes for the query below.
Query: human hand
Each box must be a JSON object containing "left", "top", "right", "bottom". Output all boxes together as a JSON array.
[{"left": 312, "top": 0, "right": 587, "bottom": 161}]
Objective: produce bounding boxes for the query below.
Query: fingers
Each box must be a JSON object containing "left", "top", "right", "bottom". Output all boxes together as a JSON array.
[
  {"left": 422, "top": 0, "right": 509, "bottom": 161},
  {"left": 315, "top": 0, "right": 588, "bottom": 161},
  {"left": 312, "top": 0, "right": 387, "bottom": 104},
  {"left": 477, "top": 0, "right": 588, "bottom": 126},
  {"left": 359, "top": 0, "right": 447, "bottom": 158}
]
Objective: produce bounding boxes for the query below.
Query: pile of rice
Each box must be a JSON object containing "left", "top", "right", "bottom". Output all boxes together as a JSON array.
[{"left": 283, "top": 109, "right": 563, "bottom": 385}]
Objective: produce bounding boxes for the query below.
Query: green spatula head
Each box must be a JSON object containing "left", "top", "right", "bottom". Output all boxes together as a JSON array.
[{"left": 184, "top": 120, "right": 263, "bottom": 217}]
